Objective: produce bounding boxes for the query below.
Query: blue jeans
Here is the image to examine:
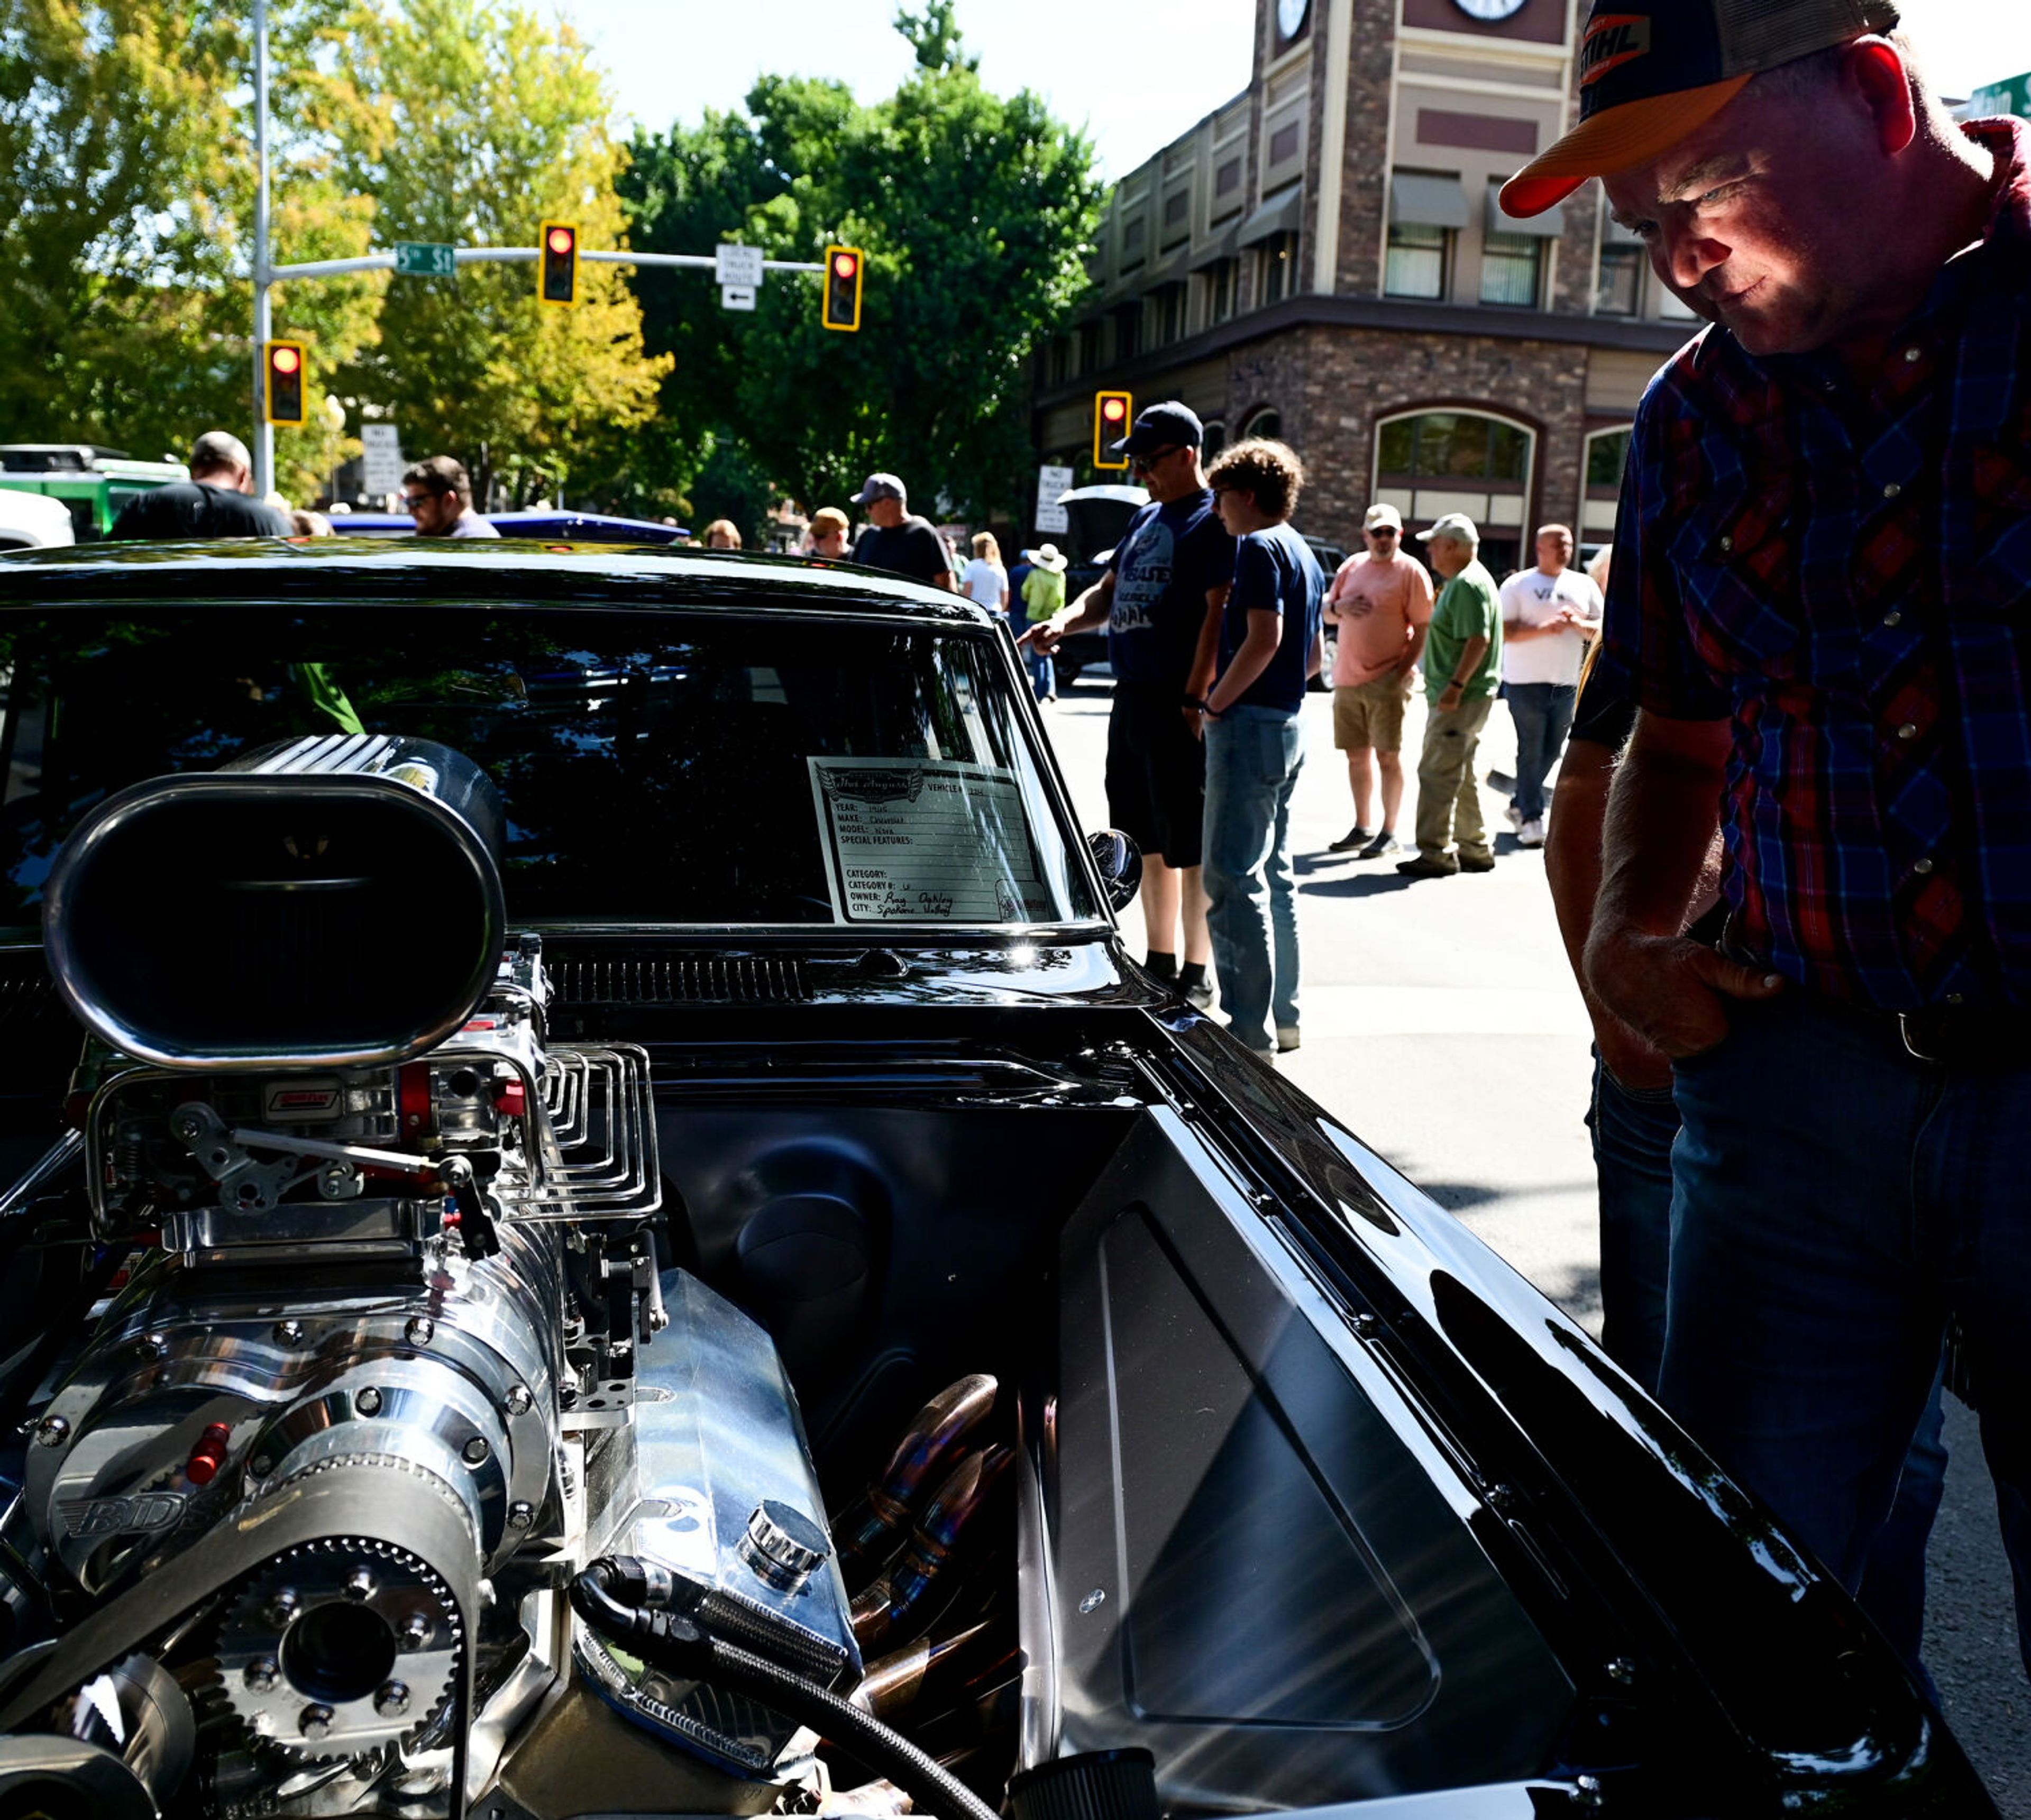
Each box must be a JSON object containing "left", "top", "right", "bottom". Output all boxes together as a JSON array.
[
  {"left": 1586, "top": 1053, "right": 1678, "bottom": 1398},
  {"left": 1024, "top": 641, "right": 1055, "bottom": 701},
  {"left": 1667, "top": 993, "right": 2028, "bottom": 1680},
  {"left": 1504, "top": 681, "right": 1576, "bottom": 821},
  {"left": 1203, "top": 707, "right": 1303, "bottom": 1052},
  {"left": 1589, "top": 1050, "right": 1951, "bottom": 1677}
]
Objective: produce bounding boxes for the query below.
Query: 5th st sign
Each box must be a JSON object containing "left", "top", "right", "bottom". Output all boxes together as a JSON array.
[{"left": 394, "top": 242, "right": 458, "bottom": 278}]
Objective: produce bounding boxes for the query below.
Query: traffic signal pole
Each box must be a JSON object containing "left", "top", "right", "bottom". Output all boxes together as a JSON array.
[{"left": 251, "top": 0, "right": 275, "bottom": 496}]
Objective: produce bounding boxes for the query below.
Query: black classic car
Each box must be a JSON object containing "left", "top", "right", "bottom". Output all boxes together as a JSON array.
[{"left": 0, "top": 541, "right": 1994, "bottom": 1820}]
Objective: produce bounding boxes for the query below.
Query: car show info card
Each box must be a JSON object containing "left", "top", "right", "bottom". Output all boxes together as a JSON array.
[{"left": 808, "top": 757, "right": 1055, "bottom": 923}]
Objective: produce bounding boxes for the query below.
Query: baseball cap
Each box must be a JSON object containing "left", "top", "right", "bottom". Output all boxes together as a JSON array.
[
  {"left": 851, "top": 472, "right": 907, "bottom": 506},
  {"left": 1417, "top": 511, "right": 1479, "bottom": 544},
  {"left": 1499, "top": 0, "right": 1900, "bottom": 218},
  {"left": 1364, "top": 503, "right": 1404, "bottom": 533},
  {"left": 1109, "top": 401, "right": 1204, "bottom": 459}
]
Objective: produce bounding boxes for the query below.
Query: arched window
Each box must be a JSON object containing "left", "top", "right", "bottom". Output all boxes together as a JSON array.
[
  {"left": 1241, "top": 407, "right": 1282, "bottom": 442},
  {"left": 1371, "top": 407, "right": 1536, "bottom": 578},
  {"left": 1200, "top": 419, "right": 1229, "bottom": 460},
  {"left": 1581, "top": 427, "right": 1632, "bottom": 543}
]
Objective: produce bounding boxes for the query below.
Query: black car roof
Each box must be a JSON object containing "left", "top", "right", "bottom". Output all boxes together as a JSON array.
[{"left": 0, "top": 538, "right": 991, "bottom": 625}]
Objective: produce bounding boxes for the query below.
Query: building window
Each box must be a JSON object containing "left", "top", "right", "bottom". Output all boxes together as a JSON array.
[
  {"left": 1077, "top": 319, "right": 1103, "bottom": 374},
  {"left": 1269, "top": 120, "right": 1301, "bottom": 164},
  {"left": 1595, "top": 243, "right": 1643, "bottom": 316},
  {"left": 1215, "top": 157, "right": 1242, "bottom": 198},
  {"left": 1202, "top": 420, "right": 1229, "bottom": 459},
  {"left": 1373, "top": 408, "right": 1535, "bottom": 574},
  {"left": 1113, "top": 301, "right": 1142, "bottom": 362},
  {"left": 1048, "top": 335, "right": 1071, "bottom": 387},
  {"left": 1385, "top": 222, "right": 1448, "bottom": 300},
  {"left": 1582, "top": 426, "right": 1633, "bottom": 542},
  {"left": 1243, "top": 407, "right": 1282, "bottom": 442},
  {"left": 1259, "top": 231, "right": 1300, "bottom": 305},
  {"left": 1121, "top": 215, "right": 1146, "bottom": 265},
  {"left": 1163, "top": 189, "right": 1191, "bottom": 243},
  {"left": 1479, "top": 230, "right": 1543, "bottom": 308},
  {"left": 1206, "top": 258, "right": 1238, "bottom": 325},
  {"left": 1155, "top": 282, "right": 1187, "bottom": 346}
]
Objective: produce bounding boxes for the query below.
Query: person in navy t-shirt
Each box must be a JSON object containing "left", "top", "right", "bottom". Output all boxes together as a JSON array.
[
  {"left": 1195, "top": 438, "right": 1324, "bottom": 1058},
  {"left": 1026, "top": 403, "right": 1233, "bottom": 1005}
]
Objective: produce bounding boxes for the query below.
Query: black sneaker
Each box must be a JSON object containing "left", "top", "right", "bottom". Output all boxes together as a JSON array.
[
  {"left": 1358, "top": 831, "right": 1402, "bottom": 859},
  {"left": 1396, "top": 854, "right": 1458, "bottom": 880},
  {"left": 1329, "top": 825, "right": 1373, "bottom": 853},
  {"left": 1458, "top": 852, "right": 1497, "bottom": 873}
]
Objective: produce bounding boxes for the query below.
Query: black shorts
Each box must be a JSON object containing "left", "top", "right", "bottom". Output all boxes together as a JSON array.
[{"left": 1105, "top": 683, "right": 1206, "bottom": 868}]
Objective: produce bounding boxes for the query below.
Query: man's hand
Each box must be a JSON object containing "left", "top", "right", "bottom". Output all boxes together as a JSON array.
[
  {"left": 1584, "top": 927, "right": 1783, "bottom": 1059},
  {"left": 1026, "top": 620, "right": 1064, "bottom": 655},
  {"left": 1435, "top": 682, "right": 1462, "bottom": 713}
]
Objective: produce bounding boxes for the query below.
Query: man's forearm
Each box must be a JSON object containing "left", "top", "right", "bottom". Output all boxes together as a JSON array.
[
  {"left": 1594, "top": 720, "right": 1728, "bottom": 939},
  {"left": 1056, "top": 581, "right": 1112, "bottom": 635},
  {"left": 1187, "top": 588, "right": 1227, "bottom": 697},
  {"left": 1398, "top": 626, "right": 1429, "bottom": 672},
  {"left": 1207, "top": 619, "right": 1280, "bottom": 710},
  {"left": 1442, "top": 634, "right": 1489, "bottom": 688}
]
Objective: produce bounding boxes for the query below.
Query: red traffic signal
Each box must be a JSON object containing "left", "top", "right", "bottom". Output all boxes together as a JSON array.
[
  {"left": 1094, "top": 390, "right": 1132, "bottom": 470},
  {"left": 538, "top": 221, "right": 578, "bottom": 307},
  {"left": 264, "top": 340, "right": 307, "bottom": 426},
  {"left": 822, "top": 244, "right": 863, "bottom": 333}
]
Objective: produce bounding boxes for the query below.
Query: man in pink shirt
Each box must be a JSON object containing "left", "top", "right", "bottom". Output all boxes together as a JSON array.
[{"left": 1323, "top": 503, "right": 1435, "bottom": 858}]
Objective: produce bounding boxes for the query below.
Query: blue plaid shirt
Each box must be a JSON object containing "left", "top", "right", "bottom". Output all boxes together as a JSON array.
[{"left": 1596, "top": 118, "right": 2031, "bottom": 1010}]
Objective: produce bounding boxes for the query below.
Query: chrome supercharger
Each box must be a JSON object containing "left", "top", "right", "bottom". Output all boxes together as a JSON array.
[{"left": 0, "top": 736, "right": 857, "bottom": 1820}]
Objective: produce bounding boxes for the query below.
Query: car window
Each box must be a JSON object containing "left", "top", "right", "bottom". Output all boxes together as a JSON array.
[{"left": 0, "top": 604, "right": 1098, "bottom": 931}]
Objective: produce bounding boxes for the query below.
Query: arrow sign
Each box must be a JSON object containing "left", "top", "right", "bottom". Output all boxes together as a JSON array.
[{"left": 721, "top": 285, "right": 757, "bottom": 312}]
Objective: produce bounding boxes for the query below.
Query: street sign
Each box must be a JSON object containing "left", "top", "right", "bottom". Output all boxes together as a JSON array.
[
  {"left": 1971, "top": 70, "right": 2031, "bottom": 119},
  {"left": 1035, "top": 464, "right": 1074, "bottom": 535},
  {"left": 721, "top": 285, "right": 757, "bottom": 312},
  {"left": 361, "top": 423, "right": 405, "bottom": 497},
  {"left": 394, "top": 242, "right": 457, "bottom": 278},
  {"left": 715, "top": 243, "right": 763, "bottom": 288}
]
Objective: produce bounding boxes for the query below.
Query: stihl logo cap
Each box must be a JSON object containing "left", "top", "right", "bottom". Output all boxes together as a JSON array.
[{"left": 1500, "top": 0, "right": 1900, "bottom": 217}]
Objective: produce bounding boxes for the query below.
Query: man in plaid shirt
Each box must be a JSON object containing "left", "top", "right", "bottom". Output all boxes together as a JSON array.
[{"left": 1504, "top": 0, "right": 2029, "bottom": 1675}]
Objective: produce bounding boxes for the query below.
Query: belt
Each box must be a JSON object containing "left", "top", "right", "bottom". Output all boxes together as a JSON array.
[{"left": 1883, "top": 1002, "right": 2024, "bottom": 1068}]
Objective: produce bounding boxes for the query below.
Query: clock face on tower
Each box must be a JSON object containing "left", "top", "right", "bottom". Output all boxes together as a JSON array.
[
  {"left": 1452, "top": 0, "right": 1527, "bottom": 17},
  {"left": 1277, "top": 0, "right": 1310, "bottom": 40}
]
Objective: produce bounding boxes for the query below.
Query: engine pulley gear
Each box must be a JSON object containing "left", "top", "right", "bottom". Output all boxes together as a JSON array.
[{"left": 215, "top": 1530, "right": 462, "bottom": 1764}]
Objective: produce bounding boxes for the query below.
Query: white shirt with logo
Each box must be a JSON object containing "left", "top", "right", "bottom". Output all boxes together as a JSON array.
[{"left": 1498, "top": 565, "right": 1603, "bottom": 687}]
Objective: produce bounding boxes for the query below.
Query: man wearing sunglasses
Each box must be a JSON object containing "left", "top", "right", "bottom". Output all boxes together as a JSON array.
[
  {"left": 1027, "top": 402, "right": 1232, "bottom": 1004},
  {"left": 400, "top": 455, "right": 500, "bottom": 539}
]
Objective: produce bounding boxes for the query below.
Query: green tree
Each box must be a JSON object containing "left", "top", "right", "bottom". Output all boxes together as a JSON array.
[
  {"left": 337, "top": 0, "right": 667, "bottom": 506},
  {"left": 620, "top": 9, "right": 1099, "bottom": 529},
  {"left": 0, "top": 1, "right": 383, "bottom": 498}
]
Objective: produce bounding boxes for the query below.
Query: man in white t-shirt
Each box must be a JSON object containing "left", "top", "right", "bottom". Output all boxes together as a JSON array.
[{"left": 1497, "top": 523, "right": 1601, "bottom": 847}]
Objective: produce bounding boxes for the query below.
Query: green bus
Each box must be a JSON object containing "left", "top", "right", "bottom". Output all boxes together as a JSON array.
[{"left": 0, "top": 445, "right": 189, "bottom": 541}]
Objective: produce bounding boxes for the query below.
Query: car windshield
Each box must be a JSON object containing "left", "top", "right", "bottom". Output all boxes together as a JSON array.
[{"left": 0, "top": 602, "right": 1099, "bottom": 932}]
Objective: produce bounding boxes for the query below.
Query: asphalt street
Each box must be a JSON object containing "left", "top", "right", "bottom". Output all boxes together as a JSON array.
[{"left": 1038, "top": 667, "right": 2027, "bottom": 1816}]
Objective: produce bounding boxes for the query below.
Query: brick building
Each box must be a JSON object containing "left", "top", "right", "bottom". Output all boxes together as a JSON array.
[{"left": 1031, "top": 0, "right": 1696, "bottom": 574}]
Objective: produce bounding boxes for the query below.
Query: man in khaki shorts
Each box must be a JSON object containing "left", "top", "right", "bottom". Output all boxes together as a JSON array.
[{"left": 1323, "top": 503, "right": 1434, "bottom": 858}]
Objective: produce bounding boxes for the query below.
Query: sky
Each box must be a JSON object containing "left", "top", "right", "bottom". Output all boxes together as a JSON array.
[{"left": 558, "top": 0, "right": 2031, "bottom": 182}]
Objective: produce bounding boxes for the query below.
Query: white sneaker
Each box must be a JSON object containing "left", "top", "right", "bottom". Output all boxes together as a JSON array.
[
  {"left": 1505, "top": 802, "right": 1525, "bottom": 830},
  {"left": 1517, "top": 817, "right": 1545, "bottom": 848},
  {"left": 1276, "top": 1025, "right": 1301, "bottom": 1052}
]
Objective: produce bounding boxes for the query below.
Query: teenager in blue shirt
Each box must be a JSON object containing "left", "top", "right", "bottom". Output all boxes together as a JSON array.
[{"left": 1193, "top": 440, "right": 1325, "bottom": 1058}]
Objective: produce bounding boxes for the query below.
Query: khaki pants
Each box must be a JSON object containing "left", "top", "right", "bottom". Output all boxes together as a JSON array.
[{"left": 1413, "top": 694, "right": 1494, "bottom": 866}]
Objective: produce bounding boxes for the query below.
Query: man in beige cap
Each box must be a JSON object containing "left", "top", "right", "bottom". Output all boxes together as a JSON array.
[
  {"left": 1502, "top": 0, "right": 2031, "bottom": 1673},
  {"left": 1398, "top": 513, "right": 1502, "bottom": 879},
  {"left": 1322, "top": 502, "right": 1435, "bottom": 859}
]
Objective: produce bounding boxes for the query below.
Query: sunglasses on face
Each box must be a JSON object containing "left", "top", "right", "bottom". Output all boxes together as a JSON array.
[
  {"left": 400, "top": 491, "right": 449, "bottom": 511},
  {"left": 1130, "top": 445, "right": 1182, "bottom": 473}
]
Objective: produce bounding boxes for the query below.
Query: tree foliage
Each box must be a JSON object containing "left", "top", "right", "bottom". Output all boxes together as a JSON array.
[
  {"left": 0, "top": 0, "right": 664, "bottom": 506},
  {"left": 620, "top": 11, "right": 1099, "bottom": 535}
]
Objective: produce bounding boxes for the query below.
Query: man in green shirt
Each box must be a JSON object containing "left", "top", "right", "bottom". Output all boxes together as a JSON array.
[{"left": 1399, "top": 512, "right": 1503, "bottom": 879}]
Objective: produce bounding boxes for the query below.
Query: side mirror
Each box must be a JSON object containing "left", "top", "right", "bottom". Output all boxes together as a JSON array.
[{"left": 1086, "top": 829, "right": 1142, "bottom": 913}]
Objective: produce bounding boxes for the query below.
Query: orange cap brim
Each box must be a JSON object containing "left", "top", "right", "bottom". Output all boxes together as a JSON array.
[{"left": 1498, "top": 75, "right": 1753, "bottom": 218}]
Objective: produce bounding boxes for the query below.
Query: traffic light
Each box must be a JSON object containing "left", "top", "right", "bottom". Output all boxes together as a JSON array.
[
  {"left": 538, "top": 221, "right": 578, "bottom": 307},
  {"left": 1094, "top": 391, "right": 1132, "bottom": 470},
  {"left": 822, "top": 245, "right": 863, "bottom": 332},
  {"left": 264, "top": 340, "right": 306, "bottom": 426}
]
